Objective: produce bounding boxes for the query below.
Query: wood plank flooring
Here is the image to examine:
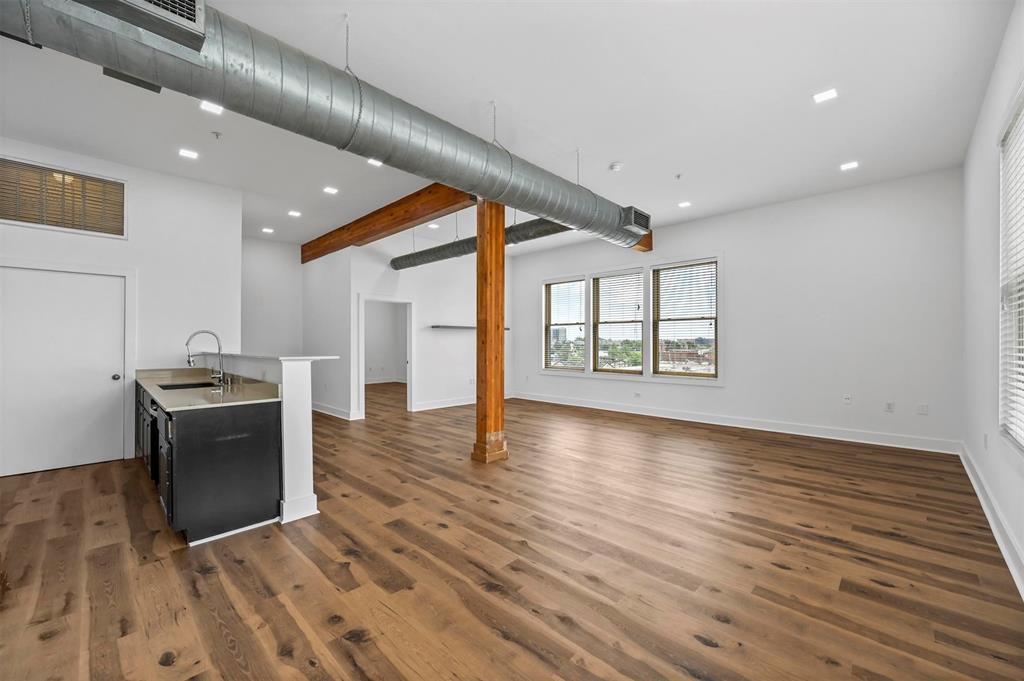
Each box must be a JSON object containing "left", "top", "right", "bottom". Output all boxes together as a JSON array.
[{"left": 1, "top": 381, "right": 1022, "bottom": 680}]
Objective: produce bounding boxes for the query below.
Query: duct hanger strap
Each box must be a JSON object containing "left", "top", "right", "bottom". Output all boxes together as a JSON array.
[{"left": 19, "top": 0, "right": 33, "bottom": 44}]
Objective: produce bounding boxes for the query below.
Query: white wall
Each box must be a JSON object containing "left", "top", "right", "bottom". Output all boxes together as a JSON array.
[
  {"left": 241, "top": 238, "right": 303, "bottom": 356},
  {"left": 0, "top": 136, "right": 242, "bottom": 368},
  {"left": 349, "top": 247, "right": 511, "bottom": 416},
  {"left": 510, "top": 167, "right": 964, "bottom": 454},
  {"left": 962, "top": 0, "right": 1024, "bottom": 591},
  {"left": 364, "top": 300, "right": 408, "bottom": 383},
  {"left": 299, "top": 240, "right": 513, "bottom": 420},
  {"left": 303, "top": 248, "right": 352, "bottom": 417}
]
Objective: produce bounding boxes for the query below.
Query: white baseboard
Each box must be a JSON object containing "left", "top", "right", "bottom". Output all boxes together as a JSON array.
[
  {"left": 312, "top": 402, "right": 362, "bottom": 421},
  {"left": 280, "top": 494, "right": 319, "bottom": 524},
  {"left": 959, "top": 443, "right": 1024, "bottom": 601},
  {"left": 411, "top": 395, "right": 474, "bottom": 412},
  {"left": 509, "top": 391, "right": 961, "bottom": 455},
  {"left": 366, "top": 377, "right": 408, "bottom": 385}
]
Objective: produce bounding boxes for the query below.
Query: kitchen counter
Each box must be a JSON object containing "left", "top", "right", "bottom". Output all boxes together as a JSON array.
[{"left": 137, "top": 367, "right": 281, "bottom": 412}]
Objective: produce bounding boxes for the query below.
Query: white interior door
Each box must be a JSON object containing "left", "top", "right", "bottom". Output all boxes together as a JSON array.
[{"left": 0, "top": 266, "right": 126, "bottom": 476}]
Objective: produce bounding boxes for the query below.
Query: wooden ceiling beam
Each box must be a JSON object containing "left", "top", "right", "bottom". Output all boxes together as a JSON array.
[{"left": 300, "top": 183, "right": 477, "bottom": 263}]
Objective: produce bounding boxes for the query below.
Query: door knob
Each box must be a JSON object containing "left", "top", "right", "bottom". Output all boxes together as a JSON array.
[{"left": 112, "top": 374, "right": 121, "bottom": 380}]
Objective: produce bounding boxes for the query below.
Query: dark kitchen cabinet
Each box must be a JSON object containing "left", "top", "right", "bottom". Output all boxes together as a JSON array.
[
  {"left": 135, "top": 385, "right": 159, "bottom": 481},
  {"left": 154, "top": 401, "right": 281, "bottom": 542}
]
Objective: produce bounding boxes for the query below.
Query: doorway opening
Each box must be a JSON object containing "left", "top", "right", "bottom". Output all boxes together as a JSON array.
[{"left": 360, "top": 299, "right": 412, "bottom": 417}]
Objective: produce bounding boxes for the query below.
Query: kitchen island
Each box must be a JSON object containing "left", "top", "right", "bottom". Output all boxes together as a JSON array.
[{"left": 136, "top": 367, "right": 282, "bottom": 543}]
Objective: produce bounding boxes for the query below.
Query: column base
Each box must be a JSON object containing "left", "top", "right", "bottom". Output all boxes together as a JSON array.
[{"left": 472, "top": 432, "right": 509, "bottom": 463}]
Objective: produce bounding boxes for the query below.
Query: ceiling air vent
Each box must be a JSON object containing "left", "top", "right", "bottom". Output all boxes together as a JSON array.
[
  {"left": 73, "top": 0, "right": 206, "bottom": 50},
  {"left": 621, "top": 206, "right": 652, "bottom": 235}
]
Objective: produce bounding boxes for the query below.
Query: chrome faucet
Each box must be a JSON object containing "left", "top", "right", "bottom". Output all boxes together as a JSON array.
[{"left": 185, "top": 329, "right": 225, "bottom": 385}]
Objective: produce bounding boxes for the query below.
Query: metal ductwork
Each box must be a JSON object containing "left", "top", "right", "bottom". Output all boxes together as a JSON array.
[
  {"left": 2, "top": 0, "right": 651, "bottom": 248},
  {"left": 390, "top": 218, "right": 570, "bottom": 270}
]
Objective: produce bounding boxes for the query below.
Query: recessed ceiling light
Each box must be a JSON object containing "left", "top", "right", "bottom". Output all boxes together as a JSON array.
[
  {"left": 840, "top": 161, "right": 859, "bottom": 171},
  {"left": 262, "top": 227, "right": 275, "bottom": 234},
  {"left": 428, "top": 223, "right": 440, "bottom": 229},
  {"left": 323, "top": 186, "right": 339, "bottom": 195},
  {"left": 813, "top": 88, "right": 838, "bottom": 104},
  {"left": 288, "top": 210, "right": 302, "bottom": 217},
  {"left": 200, "top": 100, "right": 224, "bottom": 115},
  {"left": 677, "top": 201, "right": 692, "bottom": 208},
  {"left": 367, "top": 158, "right": 384, "bottom": 167},
  {"left": 178, "top": 148, "right": 198, "bottom": 160}
]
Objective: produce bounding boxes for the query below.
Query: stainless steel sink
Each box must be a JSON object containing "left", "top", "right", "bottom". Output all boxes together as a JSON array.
[{"left": 158, "top": 382, "right": 219, "bottom": 390}]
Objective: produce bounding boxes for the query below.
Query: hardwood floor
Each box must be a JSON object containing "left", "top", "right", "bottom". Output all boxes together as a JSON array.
[{"left": 1, "top": 381, "right": 1022, "bottom": 680}]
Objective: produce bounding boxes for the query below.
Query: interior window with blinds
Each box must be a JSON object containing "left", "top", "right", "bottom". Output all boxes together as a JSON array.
[
  {"left": 0, "top": 157, "right": 125, "bottom": 236},
  {"left": 653, "top": 261, "right": 718, "bottom": 377},
  {"left": 544, "top": 280, "right": 585, "bottom": 370},
  {"left": 1000, "top": 107, "right": 1024, "bottom": 448},
  {"left": 593, "top": 271, "right": 643, "bottom": 373}
]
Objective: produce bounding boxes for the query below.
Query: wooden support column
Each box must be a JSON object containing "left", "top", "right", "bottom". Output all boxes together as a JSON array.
[{"left": 473, "top": 200, "right": 509, "bottom": 463}]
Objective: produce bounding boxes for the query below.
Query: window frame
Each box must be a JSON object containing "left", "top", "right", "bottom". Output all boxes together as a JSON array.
[
  {"left": 0, "top": 154, "right": 129, "bottom": 242},
  {"left": 543, "top": 277, "right": 586, "bottom": 372},
  {"left": 537, "top": 256, "right": 722, "bottom": 387},
  {"left": 999, "top": 89, "right": 1024, "bottom": 455},
  {"left": 652, "top": 259, "right": 718, "bottom": 379},
  {"left": 591, "top": 268, "right": 645, "bottom": 375}
]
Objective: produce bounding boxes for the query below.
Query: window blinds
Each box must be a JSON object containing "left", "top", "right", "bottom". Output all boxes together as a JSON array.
[
  {"left": 544, "top": 280, "right": 585, "bottom": 370},
  {"left": 653, "top": 261, "right": 717, "bottom": 377},
  {"left": 0, "top": 157, "right": 125, "bottom": 236},
  {"left": 593, "top": 271, "right": 643, "bottom": 373},
  {"left": 1001, "top": 107, "right": 1024, "bottom": 448}
]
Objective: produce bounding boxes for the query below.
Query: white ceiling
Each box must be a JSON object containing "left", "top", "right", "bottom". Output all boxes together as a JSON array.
[{"left": 0, "top": 0, "right": 1012, "bottom": 259}]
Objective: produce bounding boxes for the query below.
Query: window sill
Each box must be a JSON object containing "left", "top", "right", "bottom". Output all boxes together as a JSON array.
[
  {"left": 999, "top": 428, "right": 1024, "bottom": 461},
  {"left": 537, "top": 369, "right": 724, "bottom": 388}
]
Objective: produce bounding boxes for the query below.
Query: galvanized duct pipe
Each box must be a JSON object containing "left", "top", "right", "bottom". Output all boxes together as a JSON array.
[
  {"left": 390, "top": 218, "right": 569, "bottom": 270},
  {"left": 1, "top": 1, "right": 650, "bottom": 248}
]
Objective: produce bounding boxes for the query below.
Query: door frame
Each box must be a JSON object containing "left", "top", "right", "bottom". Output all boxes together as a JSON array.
[
  {"left": 0, "top": 257, "right": 138, "bottom": 463},
  {"left": 354, "top": 294, "right": 414, "bottom": 419}
]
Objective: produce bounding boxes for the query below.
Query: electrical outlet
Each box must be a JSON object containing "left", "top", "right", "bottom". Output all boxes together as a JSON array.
[
  {"left": 884, "top": 401, "right": 895, "bottom": 413},
  {"left": 916, "top": 403, "right": 929, "bottom": 416},
  {"left": 842, "top": 394, "right": 852, "bottom": 405}
]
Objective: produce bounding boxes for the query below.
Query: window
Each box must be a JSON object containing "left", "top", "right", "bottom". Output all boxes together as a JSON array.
[
  {"left": 653, "top": 261, "right": 717, "bottom": 377},
  {"left": 593, "top": 271, "right": 643, "bottom": 373},
  {"left": 544, "top": 280, "right": 586, "bottom": 370},
  {"left": 1001, "top": 106, "right": 1024, "bottom": 447},
  {"left": 0, "top": 157, "right": 125, "bottom": 236}
]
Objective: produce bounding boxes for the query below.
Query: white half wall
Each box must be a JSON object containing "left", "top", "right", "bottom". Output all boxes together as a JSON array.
[
  {"left": 242, "top": 238, "right": 303, "bottom": 357},
  {"left": 510, "top": 167, "right": 964, "bottom": 454},
  {"left": 0, "top": 136, "right": 242, "bottom": 368},
  {"left": 365, "top": 300, "right": 408, "bottom": 383},
  {"left": 962, "top": 0, "right": 1024, "bottom": 593}
]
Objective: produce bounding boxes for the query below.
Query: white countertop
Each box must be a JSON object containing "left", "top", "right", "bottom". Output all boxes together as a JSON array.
[
  {"left": 194, "top": 352, "right": 339, "bottom": 362},
  {"left": 137, "top": 368, "right": 281, "bottom": 412}
]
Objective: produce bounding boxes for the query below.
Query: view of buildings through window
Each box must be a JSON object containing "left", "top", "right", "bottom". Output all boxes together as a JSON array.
[
  {"left": 544, "top": 279, "right": 585, "bottom": 370},
  {"left": 654, "top": 261, "right": 717, "bottom": 376},
  {"left": 593, "top": 271, "right": 644, "bottom": 373},
  {"left": 543, "top": 260, "right": 718, "bottom": 377}
]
